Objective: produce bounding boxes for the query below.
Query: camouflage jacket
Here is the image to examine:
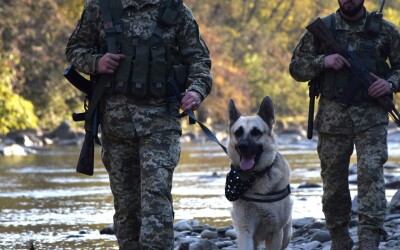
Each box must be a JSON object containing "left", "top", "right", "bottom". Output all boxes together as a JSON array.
[
  {"left": 289, "top": 10, "right": 400, "bottom": 134},
  {"left": 65, "top": 0, "right": 212, "bottom": 99}
]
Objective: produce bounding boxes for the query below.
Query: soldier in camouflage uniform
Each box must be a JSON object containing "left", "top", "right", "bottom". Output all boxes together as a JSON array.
[
  {"left": 65, "top": 0, "right": 212, "bottom": 249},
  {"left": 289, "top": 0, "right": 400, "bottom": 249}
]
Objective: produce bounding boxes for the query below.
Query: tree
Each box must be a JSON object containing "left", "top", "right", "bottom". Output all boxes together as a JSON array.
[
  {"left": 1, "top": 0, "right": 400, "bottom": 134},
  {"left": 0, "top": 51, "right": 38, "bottom": 134},
  {"left": 0, "top": 0, "right": 83, "bottom": 131}
]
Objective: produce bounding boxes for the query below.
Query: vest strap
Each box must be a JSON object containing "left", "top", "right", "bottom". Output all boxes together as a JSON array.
[{"left": 85, "top": 0, "right": 123, "bottom": 130}]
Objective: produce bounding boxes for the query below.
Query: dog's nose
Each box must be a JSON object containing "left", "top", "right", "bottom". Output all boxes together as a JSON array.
[{"left": 236, "top": 141, "right": 249, "bottom": 153}]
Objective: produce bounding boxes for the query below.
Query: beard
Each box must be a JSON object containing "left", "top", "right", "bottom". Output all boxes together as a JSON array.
[{"left": 338, "top": 0, "right": 364, "bottom": 17}]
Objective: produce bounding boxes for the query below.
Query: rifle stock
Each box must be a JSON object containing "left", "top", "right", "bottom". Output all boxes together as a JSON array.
[
  {"left": 63, "top": 65, "right": 91, "bottom": 95},
  {"left": 63, "top": 65, "right": 99, "bottom": 176},
  {"left": 76, "top": 132, "right": 95, "bottom": 176},
  {"left": 306, "top": 18, "right": 400, "bottom": 127}
]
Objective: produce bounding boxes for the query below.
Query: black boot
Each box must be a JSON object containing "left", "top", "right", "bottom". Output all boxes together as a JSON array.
[
  {"left": 359, "top": 234, "right": 380, "bottom": 250},
  {"left": 331, "top": 233, "right": 354, "bottom": 250}
]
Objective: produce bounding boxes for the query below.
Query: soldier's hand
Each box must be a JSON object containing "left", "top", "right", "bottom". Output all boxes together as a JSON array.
[
  {"left": 368, "top": 73, "right": 392, "bottom": 98},
  {"left": 324, "top": 54, "right": 350, "bottom": 71},
  {"left": 98, "top": 53, "right": 125, "bottom": 74},
  {"left": 181, "top": 91, "right": 202, "bottom": 111}
]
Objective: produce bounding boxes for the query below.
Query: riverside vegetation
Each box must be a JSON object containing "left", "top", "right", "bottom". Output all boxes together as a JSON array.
[{"left": 1, "top": 1, "right": 400, "bottom": 135}]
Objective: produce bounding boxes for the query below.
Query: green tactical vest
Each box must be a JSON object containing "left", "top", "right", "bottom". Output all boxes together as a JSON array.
[
  {"left": 104, "top": 0, "right": 188, "bottom": 98},
  {"left": 319, "top": 13, "right": 392, "bottom": 102}
]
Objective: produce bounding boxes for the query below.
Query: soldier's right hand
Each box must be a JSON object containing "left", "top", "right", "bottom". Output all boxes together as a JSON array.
[
  {"left": 98, "top": 53, "right": 125, "bottom": 74},
  {"left": 323, "top": 54, "right": 350, "bottom": 71}
]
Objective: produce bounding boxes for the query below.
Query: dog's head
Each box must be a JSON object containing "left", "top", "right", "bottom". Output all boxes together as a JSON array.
[{"left": 227, "top": 96, "right": 277, "bottom": 172}]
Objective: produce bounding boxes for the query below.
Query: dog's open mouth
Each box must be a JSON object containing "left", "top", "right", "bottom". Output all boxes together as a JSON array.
[
  {"left": 240, "top": 155, "right": 255, "bottom": 171},
  {"left": 238, "top": 145, "right": 263, "bottom": 171}
]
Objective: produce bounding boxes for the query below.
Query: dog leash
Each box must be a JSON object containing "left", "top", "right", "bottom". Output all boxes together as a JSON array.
[
  {"left": 167, "top": 80, "right": 292, "bottom": 203},
  {"left": 167, "top": 77, "right": 228, "bottom": 155}
]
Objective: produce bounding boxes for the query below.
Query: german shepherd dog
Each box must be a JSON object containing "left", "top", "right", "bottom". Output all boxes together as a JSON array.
[{"left": 225, "top": 96, "right": 292, "bottom": 250}]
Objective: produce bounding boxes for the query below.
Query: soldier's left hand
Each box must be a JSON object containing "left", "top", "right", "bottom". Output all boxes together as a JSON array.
[
  {"left": 181, "top": 91, "right": 202, "bottom": 111},
  {"left": 368, "top": 73, "right": 392, "bottom": 98}
]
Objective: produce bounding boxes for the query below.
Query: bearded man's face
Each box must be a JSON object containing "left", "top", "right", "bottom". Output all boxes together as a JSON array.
[{"left": 338, "top": 0, "right": 365, "bottom": 17}]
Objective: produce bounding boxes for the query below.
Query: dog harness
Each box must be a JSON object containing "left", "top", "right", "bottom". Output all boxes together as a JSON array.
[{"left": 225, "top": 157, "right": 291, "bottom": 203}]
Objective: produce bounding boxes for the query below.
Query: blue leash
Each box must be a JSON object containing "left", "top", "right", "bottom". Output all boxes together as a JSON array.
[{"left": 167, "top": 77, "right": 228, "bottom": 155}]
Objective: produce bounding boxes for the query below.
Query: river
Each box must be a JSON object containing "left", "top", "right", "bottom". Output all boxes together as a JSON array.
[{"left": 1, "top": 140, "right": 400, "bottom": 249}]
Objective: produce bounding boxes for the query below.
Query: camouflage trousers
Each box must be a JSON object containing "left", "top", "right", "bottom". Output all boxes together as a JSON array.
[
  {"left": 317, "top": 124, "right": 388, "bottom": 238},
  {"left": 101, "top": 129, "right": 181, "bottom": 250}
]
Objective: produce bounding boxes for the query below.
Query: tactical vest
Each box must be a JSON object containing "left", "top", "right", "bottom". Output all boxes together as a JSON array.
[
  {"left": 319, "top": 13, "right": 391, "bottom": 102},
  {"left": 101, "top": 0, "right": 188, "bottom": 98}
]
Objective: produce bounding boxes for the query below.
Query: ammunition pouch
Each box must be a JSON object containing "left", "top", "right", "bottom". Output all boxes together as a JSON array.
[{"left": 105, "top": 42, "right": 188, "bottom": 97}]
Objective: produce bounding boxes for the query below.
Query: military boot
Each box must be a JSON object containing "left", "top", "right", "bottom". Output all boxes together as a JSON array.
[
  {"left": 331, "top": 233, "right": 354, "bottom": 250},
  {"left": 358, "top": 235, "right": 380, "bottom": 250}
]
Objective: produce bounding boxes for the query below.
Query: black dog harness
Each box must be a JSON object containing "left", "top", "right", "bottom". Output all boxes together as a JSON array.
[{"left": 225, "top": 157, "right": 291, "bottom": 203}]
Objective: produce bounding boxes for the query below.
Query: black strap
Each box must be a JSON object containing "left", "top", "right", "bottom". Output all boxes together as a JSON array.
[
  {"left": 181, "top": 110, "right": 228, "bottom": 155},
  {"left": 166, "top": 77, "right": 227, "bottom": 155},
  {"left": 85, "top": 0, "right": 123, "bottom": 130},
  {"left": 240, "top": 185, "right": 291, "bottom": 203},
  {"left": 99, "top": 0, "right": 123, "bottom": 53},
  {"left": 321, "top": 13, "right": 335, "bottom": 31}
]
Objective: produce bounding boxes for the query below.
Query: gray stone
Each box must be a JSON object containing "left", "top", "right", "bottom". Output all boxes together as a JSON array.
[{"left": 309, "top": 230, "right": 331, "bottom": 243}]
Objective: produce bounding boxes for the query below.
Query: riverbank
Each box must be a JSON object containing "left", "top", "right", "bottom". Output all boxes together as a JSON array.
[
  {"left": 93, "top": 191, "right": 400, "bottom": 250},
  {"left": 170, "top": 217, "right": 400, "bottom": 250},
  {"left": 1, "top": 124, "right": 400, "bottom": 249}
]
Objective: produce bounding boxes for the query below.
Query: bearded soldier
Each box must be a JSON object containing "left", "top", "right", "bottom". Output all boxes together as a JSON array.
[{"left": 290, "top": 0, "right": 400, "bottom": 249}]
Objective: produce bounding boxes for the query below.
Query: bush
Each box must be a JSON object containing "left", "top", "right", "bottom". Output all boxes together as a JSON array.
[{"left": 0, "top": 53, "right": 38, "bottom": 134}]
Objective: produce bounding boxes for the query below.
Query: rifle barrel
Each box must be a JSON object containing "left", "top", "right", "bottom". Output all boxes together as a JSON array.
[{"left": 380, "top": 0, "right": 386, "bottom": 13}]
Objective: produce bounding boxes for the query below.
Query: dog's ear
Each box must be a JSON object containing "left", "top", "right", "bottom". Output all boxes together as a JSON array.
[
  {"left": 257, "top": 96, "right": 275, "bottom": 128},
  {"left": 228, "top": 99, "right": 241, "bottom": 126}
]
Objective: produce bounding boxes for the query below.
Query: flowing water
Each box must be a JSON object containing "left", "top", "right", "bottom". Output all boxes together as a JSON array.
[{"left": 1, "top": 141, "right": 400, "bottom": 249}]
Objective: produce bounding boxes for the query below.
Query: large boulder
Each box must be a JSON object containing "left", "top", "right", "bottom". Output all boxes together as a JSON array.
[{"left": 388, "top": 189, "right": 400, "bottom": 214}]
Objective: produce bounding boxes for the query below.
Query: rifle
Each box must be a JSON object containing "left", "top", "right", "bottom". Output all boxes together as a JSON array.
[
  {"left": 63, "top": 65, "right": 100, "bottom": 176},
  {"left": 306, "top": 17, "right": 400, "bottom": 127},
  {"left": 307, "top": 77, "right": 320, "bottom": 139}
]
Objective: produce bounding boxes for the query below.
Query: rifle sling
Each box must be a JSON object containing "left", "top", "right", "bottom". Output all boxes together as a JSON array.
[
  {"left": 85, "top": 0, "right": 123, "bottom": 130},
  {"left": 84, "top": 75, "right": 111, "bottom": 131}
]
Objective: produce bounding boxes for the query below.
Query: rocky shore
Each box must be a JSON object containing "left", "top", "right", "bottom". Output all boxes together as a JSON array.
[
  {"left": 95, "top": 191, "right": 400, "bottom": 250},
  {"left": 3, "top": 122, "right": 400, "bottom": 249}
]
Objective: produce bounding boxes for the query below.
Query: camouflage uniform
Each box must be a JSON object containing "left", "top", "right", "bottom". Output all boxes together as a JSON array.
[
  {"left": 65, "top": 0, "right": 212, "bottom": 249},
  {"left": 289, "top": 10, "right": 400, "bottom": 241}
]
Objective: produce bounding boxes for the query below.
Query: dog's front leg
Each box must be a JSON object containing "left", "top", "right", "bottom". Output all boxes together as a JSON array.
[
  {"left": 264, "top": 229, "right": 283, "bottom": 250},
  {"left": 281, "top": 220, "right": 292, "bottom": 249},
  {"left": 237, "top": 230, "right": 256, "bottom": 250}
]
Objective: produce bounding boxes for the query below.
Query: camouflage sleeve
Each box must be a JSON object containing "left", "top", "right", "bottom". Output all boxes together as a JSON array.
[
  {"left": 289, "top": 31, "right": 326, "bottom": 82},
  {"left": 384, "top": 21, "right": 400, "bottom": 93},
  {"left": 176, "top": 5, "right": 212, "bottom": 99},
  {"left": 65, "top": 0, "right": 103, "bottom": 75}
]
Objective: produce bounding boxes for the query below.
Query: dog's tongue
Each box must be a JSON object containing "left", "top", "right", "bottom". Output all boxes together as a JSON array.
[{"left": 240, "top": 157, "right": 254, "bottom": 171}]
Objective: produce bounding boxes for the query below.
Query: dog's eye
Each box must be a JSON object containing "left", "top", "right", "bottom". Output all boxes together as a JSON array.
[
  {"left": 251, "top": 128, "right": 262, "bottom": 137},
  {"left": 234, "top": 127, "right": 244, "bottom": 138}
]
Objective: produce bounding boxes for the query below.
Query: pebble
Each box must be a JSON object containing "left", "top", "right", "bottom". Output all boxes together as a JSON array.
[
  {"left": 170, "top": 213, "right": 400, "bottom": 250},
  {"left": 97, "top": 190, "right": 400, "bottom": 249}
]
